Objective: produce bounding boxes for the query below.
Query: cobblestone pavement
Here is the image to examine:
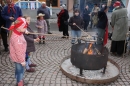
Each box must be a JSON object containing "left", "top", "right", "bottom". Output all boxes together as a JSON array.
[{"left": 0, "top": 32, "right": 130, "bottom": 86}]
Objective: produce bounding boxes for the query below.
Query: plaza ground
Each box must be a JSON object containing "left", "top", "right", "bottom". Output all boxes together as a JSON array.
[{"left": 0, "top": 12, "right": 130, "bottom": 86}]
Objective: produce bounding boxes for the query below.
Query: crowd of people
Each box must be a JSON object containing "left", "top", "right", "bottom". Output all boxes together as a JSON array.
[{"left": 0, "top": 0, "right": 129, "bottom": 86}]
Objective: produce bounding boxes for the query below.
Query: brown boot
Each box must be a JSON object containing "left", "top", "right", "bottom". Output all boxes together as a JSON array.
[
  {"left": 43, "top": 38, "right": 45, "bottom": 44},
  {"left": 29, "top": 63, "right": 37, "bottom": 67},
  {"left": 18, "top": 80, "right": 24, "bottom": 86},
  {"left": 26, "top": 68, "right": 35, "bottom": 72}
]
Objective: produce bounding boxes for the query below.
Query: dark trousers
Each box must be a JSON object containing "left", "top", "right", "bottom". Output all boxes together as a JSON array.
[
  {"left": 63, "top": 25, "right": 69, "bottom": 36},
  {"left": 110, "top": 40, "right": 126, "bottom": 55},
  {"left": 1, "top": 31, "right": 8, "bottom": 49},
  {"left": 84, "top": 21, "right": 89, "bottom": 30}
]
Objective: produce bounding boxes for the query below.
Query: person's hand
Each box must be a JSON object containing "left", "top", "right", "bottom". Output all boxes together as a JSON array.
[
  {"left": 34, "top": 39, "right": 37, "bottom": 42},
  {"left": 36, "top": 38, "right": 40, "bottom": 42},
  {"left": 38, "top": 26, "right": 42, "bottom": 29},
  {"left": 73, "top": 23, "right": 76, "bottom": 25},
  {"left": 21, "top": 62, "right": 26, "bottom": 66},
  {"left": 88, "top": 14, "right": 91, "bottom": 16},
  {"left": 9, "top": 17, "right": 14, "bottom": 21},
  {"left": 25, "top": 30, "right": 30, "bottom": 34}
]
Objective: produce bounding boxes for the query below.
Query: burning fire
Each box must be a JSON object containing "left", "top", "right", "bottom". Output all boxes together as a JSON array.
[{"left": 87, "top": 43, "right": 93, "bottom": 55}]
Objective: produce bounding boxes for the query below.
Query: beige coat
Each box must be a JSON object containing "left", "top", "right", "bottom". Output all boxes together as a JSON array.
[{"left": 111, "top": 7, "right": 129, "bottom": 41}]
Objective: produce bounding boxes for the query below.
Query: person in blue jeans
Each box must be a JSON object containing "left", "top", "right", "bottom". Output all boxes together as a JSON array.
[{"left": 69, "top": 9, "right": 84, "bottom": 44}]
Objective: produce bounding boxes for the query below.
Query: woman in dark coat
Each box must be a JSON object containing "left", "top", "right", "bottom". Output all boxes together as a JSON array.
[
  {"left": 82, "top": 5, "right": 90, "bottom": 31},
  {"left": 57, "top": 4, "right": 69, "bottom": 38},
  {"left": 23, "top": 16, "right": 39, "bottom": 72}
]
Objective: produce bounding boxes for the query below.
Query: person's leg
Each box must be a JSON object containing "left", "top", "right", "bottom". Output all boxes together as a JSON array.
[
  {"left": 15, "top": 62, "right": 24, "bottom": 84},
  {"left": 25, "top": 53, "right": 30, "bottom": 70},
  {"left": 117, "top": 40, "right": 125, "bottom": 55},
  {"left": 64, "top": 25, "right": 69, "bottom": 37},
  {"left": 26, "top": 53, "right": 35, "bottom": 72},
  {"left": 110, "top": 41, "right": 117, "bottom": 54},
  {"left": 1, "top": 31, "right": 8, "bottom": 51},
  {"left": 86, "top": 20, "right": 90, "bottom": 30},
  {"left": 71, "top": 30, "right": 76, "bottom": 44},
  {"left": 38, "top": 36, "right": 42, "bottom": 44},
  {"left": 62, "top": 27, "right": 66, "bottom": 38},
  {"left": 77, "top": 30, "right": 81, "bottom": 44},
  {"left": 84, "top": 21, "right": 87, "bottom": 31},
  {"left": 96, "top": 28, "right": 105, "bottom": 45},
  {"left": 42, "top": 36, "right": 45, "bottom": 44},
  {"left": 45, "top": 19, "right": 52, "bottom": 34}
]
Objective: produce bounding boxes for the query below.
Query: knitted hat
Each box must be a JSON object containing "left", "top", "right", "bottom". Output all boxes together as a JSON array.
[{"left": 113, "top": 1, "right": 121, "bottom": 7}]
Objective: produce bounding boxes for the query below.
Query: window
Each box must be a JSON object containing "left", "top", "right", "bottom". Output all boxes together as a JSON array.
[
  {"left": 46, "top": 0, "right": 59, "bottom": 7},
  {"left": 51, "top": 0, "right": 58, "bottom": 7}
]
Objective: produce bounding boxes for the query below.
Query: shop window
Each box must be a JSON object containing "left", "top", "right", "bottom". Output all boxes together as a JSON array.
[{"left": 46, "top": 0, "right": 58, "bottom": 7}]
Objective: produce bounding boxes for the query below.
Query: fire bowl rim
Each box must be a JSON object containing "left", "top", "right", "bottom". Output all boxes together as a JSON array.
[{"left": 60, "top": 56, "right": 120, "bottom": 84}]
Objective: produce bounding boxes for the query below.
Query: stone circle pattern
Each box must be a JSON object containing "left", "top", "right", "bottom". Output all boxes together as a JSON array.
[{"left": 0, "top": 32, "right": 130, "bottom": 86}]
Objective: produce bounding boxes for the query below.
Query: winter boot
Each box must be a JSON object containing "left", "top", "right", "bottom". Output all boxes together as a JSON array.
[
  {"left": 43, "top": 38, "right": 45, "bottom": 44},
  {"left": 17, "top": 80, "right": 24, "bottom": 86},
  {"left": 39, "top": 38, "right": 41, "bottom": 44}
]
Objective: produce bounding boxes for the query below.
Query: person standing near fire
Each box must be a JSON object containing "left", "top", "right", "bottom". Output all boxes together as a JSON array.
[
  {"left": 69, "top": 9, "right": 84, "bottom": 44},
  {"left": 1, "top": 0, "right": 22, "bottom": 52},
  {"left": 96, "top": 5, "right": 108, "bottom": 45},
  {"left": 110, "top": 1, "right": 128, "bottom": 56},
  {"left": 57, "top": 4, "right": 69, "bottom": 38},
  {"left": 82, "top": 5, "right": 91, "bottom": 31}
]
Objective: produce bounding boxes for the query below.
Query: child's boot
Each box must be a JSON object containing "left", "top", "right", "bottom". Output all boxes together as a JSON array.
[
  {"left": 17, "top": 80, "right": 24, "bottom": 86},
  {"left": 39, "top": 38, "right": 41, "bottom": 44},
  {"left": 43, "top": 38, "right": 45, "bottom": 44}
]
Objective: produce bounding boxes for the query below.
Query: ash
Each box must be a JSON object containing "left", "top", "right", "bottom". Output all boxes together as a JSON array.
[{"left": 61, "top": 59, "right": 119, "bottom": 80}]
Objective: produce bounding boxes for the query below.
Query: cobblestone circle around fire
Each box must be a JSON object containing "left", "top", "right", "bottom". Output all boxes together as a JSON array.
[{"left": 0, "top": 32, "right": 130, "bottom": 86}]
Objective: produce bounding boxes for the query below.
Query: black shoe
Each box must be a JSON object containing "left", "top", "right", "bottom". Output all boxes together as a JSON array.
[
  {"left": 48, "top": 32, "right": 52, "bottom": 34},
  {"left": 43, "top": 41, "right": 45, "bottom": 44},
  {"left": 4, "top": 48, "right": 9, "bottom": 52},
  {"left": 61, "top": 36, "right": 66, "bottom": 38},
  {"left": 66, "top": 36, "right": 69, "bottom": 39},
  {"left": 43, "top": 38, "right": 45, "bottom": 44}
]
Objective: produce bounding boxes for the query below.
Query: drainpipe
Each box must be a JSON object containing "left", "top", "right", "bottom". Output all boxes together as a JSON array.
[
  {"left": 50, "top": 4, "right": 52, "bottom": 16},
  {"left": 18, "top": 0, "right": 21, "bottom": 8},
  {"left": 36, "top": 0, "right": 39, "bottom": 9}
]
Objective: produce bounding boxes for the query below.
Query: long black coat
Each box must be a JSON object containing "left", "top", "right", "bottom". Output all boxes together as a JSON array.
[
  {"left": 0, "top": 6, "right": 6, "bottom": 33},
  {"left": 82, "top": 9, "right": 90, "bottom": 22},
  {"left": 57, "top": 9, "right": 69, "bottom": 31},
  {"left": 24, "top": 26, "right": 37, "bottom": 53}
]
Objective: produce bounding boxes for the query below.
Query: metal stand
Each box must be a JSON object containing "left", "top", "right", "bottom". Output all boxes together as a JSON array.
[
  {"left": 80, "top": 68, "right": 83, "bottom": 76},
  {"left": 103, "top": 66, "right": 106, "bottom": 74}
]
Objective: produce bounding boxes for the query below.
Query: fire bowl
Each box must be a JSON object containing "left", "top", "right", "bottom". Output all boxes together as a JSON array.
[
  {"left": 60, "top": 56, "right": 120, "bottom": 84},
  {"left": 71, "top": 43, "right": 108, "bottom": 71}
]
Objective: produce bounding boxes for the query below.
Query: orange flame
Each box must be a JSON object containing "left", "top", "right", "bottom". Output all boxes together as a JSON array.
[{"left": 87, "top": 43, "right": 93, "bottom": 55}]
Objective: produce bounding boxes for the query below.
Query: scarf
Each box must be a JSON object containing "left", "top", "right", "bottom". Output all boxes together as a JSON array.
[
  {"left": 103, "top": 18, "right": 108, "bottom": 46},
  {"left": 8, "top": 3, "right": 16, "bottom": 14},
  {"left": 57, "top": 9, "right": 65, "bottom": 27}
]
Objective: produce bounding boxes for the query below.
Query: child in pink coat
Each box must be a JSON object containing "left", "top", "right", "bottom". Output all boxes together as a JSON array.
[{"left": 9, "top": 17, "right": 27, "bottom": 86}]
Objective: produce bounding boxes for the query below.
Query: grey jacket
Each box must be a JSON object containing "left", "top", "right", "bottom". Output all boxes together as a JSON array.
[
  {"left": 37, "top": 6, "right": 50, "bottom": 19},
  {"left": 24, "top": 26, "right": 37, "bottom": 53},
  {"left": 111, "top": 7, "right": 128, "bottom": 41}
]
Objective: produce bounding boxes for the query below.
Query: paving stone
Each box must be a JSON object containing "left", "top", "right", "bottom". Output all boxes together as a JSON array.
[{"left": 1, "top": 31, "right": 130, "bottom": 86}]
